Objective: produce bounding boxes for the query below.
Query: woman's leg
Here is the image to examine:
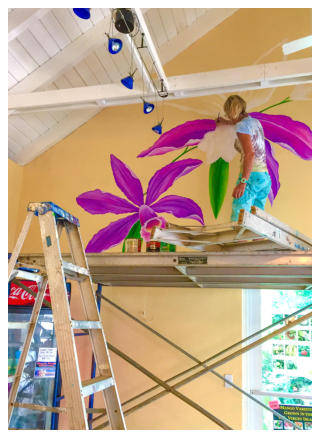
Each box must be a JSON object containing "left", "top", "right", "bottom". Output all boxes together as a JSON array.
[{"left": 252, "top": 172, "right": 272, "bottom": 210}]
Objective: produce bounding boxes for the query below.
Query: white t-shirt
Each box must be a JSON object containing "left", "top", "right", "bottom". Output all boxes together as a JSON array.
[{"left": 235, "top": 116, "right": 268, "bottom": 172}]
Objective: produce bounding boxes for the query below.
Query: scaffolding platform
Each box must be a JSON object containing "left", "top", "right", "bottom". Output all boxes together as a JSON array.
[
  {"left": 152, "top": 207, "right": 312, "bottom": 253},
  {"left": 18, "top": 250, "right": 311, "bottom": 290},
  {"left": 17, "top": 208, "right": 311, "bottom": 290}
]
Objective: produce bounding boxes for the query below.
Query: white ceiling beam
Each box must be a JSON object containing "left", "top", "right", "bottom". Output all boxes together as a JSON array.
[
  {"left": 12, "top": 109, "right": 101, "bottom": 166},
  {"left": 9, "top": 15, "right": 111, "bottom": 94},
  {"left": 158, "top": 8, "right": 239, "bottom": 66},
  {"left": 8, "top": 8, "right": 51, "bottom": 42},
  {"left": 9, "top": 58, "right": 312, "bottom": 114},
  {"left": 134, "top": 8, "right": 169, "bottom": 91}
]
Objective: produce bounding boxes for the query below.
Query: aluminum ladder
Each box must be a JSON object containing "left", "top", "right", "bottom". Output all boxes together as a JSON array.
[{"left": 8, "top": 202, "right": 126, "bottom": 430}]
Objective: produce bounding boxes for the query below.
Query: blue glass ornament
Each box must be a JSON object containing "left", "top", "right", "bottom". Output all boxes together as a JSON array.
[
  {"left": 143, "top": 101, "right": 154, "bottom": 114},
  {"left": 73, "top": 8, "right": 91, "bottom": 19},
  {"left": 121, "top": 75, "right": 134, "bottom": 89},
  {"left": 108, "top": 38, "right": 122, "bottom": 54},
  {"left": 152, "top": 123, "right": 163, "bottom": 135}
]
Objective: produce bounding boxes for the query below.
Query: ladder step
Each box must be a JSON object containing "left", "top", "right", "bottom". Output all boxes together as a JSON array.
[
  {"left": 12, "top": 402, "right": 67, "bottom": 414},
  {"left": 9, "top": 269, "right": 43, "bottom": 283},
  {"left": 81, "top": 376, "right": 114, "bottom": 398},
  {"left": 72, "top": 320, "right": 102, "bottom": 330},
  {"left": 62, "top": 260, "right": 90, "bottom": 278}
]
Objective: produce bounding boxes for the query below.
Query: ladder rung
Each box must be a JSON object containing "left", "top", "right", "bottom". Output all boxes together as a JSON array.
[
  {"left": 72, "top": 320, "right": 102, "bottom": 330},
  {"left": 62, "top": 260, "right": 89, "bottom": 278},
  {"left": 12, "top": 402, "right": 66, "bottom": 414},
  {"left": 9, "top": 269, "right": 43, "bottom": 284},
  {"left": 81, "top": 376, "right": 114, "bottom": 398}
]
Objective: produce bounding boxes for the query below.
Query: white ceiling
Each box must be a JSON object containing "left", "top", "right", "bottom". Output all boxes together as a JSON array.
[
  {"left": 8, "top": 8, "right": 240, "bottom": 165},
  {"left": 8, "top": 8, "right": 311, "bottom": 166}
]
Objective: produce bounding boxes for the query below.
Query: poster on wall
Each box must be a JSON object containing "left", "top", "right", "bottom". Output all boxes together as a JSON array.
[
  {"left": 34, "top": 348, "right": 57, "bottom": 379},
  {"left": 270, "top": 401, "right": 312, "bottom": 430}
]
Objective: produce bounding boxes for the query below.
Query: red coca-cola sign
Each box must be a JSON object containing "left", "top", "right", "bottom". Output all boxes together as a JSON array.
[{"left": 8, "top": 280, "right": 51, "bottom": 306}]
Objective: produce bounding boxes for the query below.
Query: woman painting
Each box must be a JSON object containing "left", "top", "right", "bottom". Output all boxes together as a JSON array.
[{"left": 216, "top": 95, "right": 271, "bottom": 221}]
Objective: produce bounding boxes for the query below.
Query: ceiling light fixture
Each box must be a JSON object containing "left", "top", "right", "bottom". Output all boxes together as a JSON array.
[
  {"left": 143, "top": 100, "right": 154, "bottom": 114},
  {"left": 73, "top": 8, "right": 91, "bottom": 20}
]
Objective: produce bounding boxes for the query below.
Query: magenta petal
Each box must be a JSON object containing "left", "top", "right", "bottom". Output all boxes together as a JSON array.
[
  {"left": 138, "top": 119, "right": 216, "bottom": 158},
  {"left": 146, "top": 158, "right": 203, "bottom": 205},
  {"left": 77, "top": 189, "right": 138, "bottom": 214},
  {"left": 151, "top": 195, "right": 204, "bottom": 224},
  {"left": 85, "top": 213, "right": 139, "bottom": 253},
  {"left": 141, "top": 216, "right": 166, "bottom": 242},
  {"left": 110, "top": 155, "right": 144, "bottom": 206},
  {"left": 139, "top": 204, "right": 157, "bottom": 226},
  {"left": 265, "top": 140, "right": 280, "bottom": 205},
  {"left": 250, "top": 112, "right": 312, "bottom": 160}
]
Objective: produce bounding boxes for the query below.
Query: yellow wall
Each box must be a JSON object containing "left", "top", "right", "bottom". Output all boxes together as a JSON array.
[{"left": 8, "top": 8, "right": 311, "bottom": 430}]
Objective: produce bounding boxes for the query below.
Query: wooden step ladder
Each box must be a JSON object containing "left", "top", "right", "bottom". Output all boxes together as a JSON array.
[{"left": 8, "top": 202, "right": 126, "bottom": 430}]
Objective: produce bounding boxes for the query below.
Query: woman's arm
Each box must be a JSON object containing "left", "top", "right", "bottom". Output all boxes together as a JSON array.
[{"left": 232, "top": 132, "right": 255, "bottom": 199}]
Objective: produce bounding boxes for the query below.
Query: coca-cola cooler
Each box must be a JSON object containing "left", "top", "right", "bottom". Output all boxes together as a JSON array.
[{"left": 8, "top": 274, "right": 70, "bottom": 430}]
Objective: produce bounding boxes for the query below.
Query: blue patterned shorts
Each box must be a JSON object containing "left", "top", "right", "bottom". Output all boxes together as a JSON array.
[{"left": 230, "top": 171, "right": 271, "bottom": 221}]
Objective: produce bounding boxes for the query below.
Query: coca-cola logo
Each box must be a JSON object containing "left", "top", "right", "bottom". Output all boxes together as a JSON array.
[{"left": 9, "top": 280, "right": 51, "bottom": 305}]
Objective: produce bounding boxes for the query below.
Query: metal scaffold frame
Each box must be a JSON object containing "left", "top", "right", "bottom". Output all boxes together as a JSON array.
[{"left": 13, "top": 206, "right": 312, "bottom": 430}]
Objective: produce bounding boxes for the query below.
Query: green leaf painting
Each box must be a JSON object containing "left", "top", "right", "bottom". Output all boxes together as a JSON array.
[{"left": 209, "top": 158, "right": 229, "bottom": 218}]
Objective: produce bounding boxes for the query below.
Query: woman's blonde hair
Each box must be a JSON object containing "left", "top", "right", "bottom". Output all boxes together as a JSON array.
[{"left": 223, "top": 95, "right": 247, "bottom": 120}]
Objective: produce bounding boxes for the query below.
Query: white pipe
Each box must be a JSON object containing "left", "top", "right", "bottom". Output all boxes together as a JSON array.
[{"left": 134, "top": 8, "right": 169, "bottom": 91}]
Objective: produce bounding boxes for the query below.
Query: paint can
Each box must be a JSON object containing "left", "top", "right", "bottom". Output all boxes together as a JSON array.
[
  {"left": 146, "top": 241, "right": 161, "bottom": 252},
  {"left": 160, "top": 242, "right": 176, "bottom": 252},
  {"left": 124, "top": 238, "right": 142, "bottom": 253}
]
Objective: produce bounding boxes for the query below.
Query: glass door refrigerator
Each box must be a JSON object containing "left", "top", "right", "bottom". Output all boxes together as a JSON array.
[{"left": 8, "top": 277, "right": 70, "bottom": 430}]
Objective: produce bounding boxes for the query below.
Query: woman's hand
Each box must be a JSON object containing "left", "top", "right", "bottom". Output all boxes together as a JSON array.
[{"left": 232, "top": 182, "right": 246, "bottom": 198}]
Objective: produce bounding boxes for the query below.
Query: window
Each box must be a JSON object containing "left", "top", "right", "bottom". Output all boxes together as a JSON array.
[{"left": 243, "top": 289, "right": 312, "bottom": 430}]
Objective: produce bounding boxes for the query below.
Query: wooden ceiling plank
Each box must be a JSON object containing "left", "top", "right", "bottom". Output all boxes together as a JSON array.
[
  {"left": 64, "top": 67, "right": 87, "bottom": 88},
  {"left": 50, "top": 110, "right": 69, "bottom": 123},
  {"left": 10, "top": 115, "right": 39, "bottom": 142},
  {"left": 184, "top": 8, "right": 197, "bottom": 27},
  {"left": 40, "top": 11, "right": 71, "bottom": 50},
  {"left": 143, "top": 11, "right": 160, "bottom": 49},
  {"left": 172, "top": 8, "right": 187, "bottom": 34},
  {"left": 145, "top": 9, "right": 168, "bottom": 48},
  {"left": 8, "top": 51, "right": 28, "bottom": 81},
  {"left": 33, "top": 112, "right": 57, "bottom": 129},
  {"left": 8, "top": 124, "right": 31, "bottom": 147},
  {"left": 20, "top": 114, "right": 49, "bottom": 136},
  {"left": 52, "top": 8, "right": 82, "bottom": 41},
  {"left": 94, "top": 46, "right": 121, "bottom": 83},
  {"left": 89, "top": 8, "right": 105, "bottom": 25},
  {"left": 75, "top": 59, "right": 100, "bottom": 86},
  {"left": 158, "top": 9, "right": 177, "bottom": 41},
  {"left": 28, "top": 19, "right": 60, "bottom": 58},
  {"left": 53, "top": 75, "right": 73, "bottom": 90},
  {"left": 85, "top": 52, "right": 111, "bottom": 84},
  {"left": 17, "top": 29, "right": 50, "bottom": 65},
  {"left": 8, "top": 73, "right": 18, "bottom": 89},
  {"left": 10, "top": 17, "right": 111, "bottom": 94},
  {"left": 8, "top": 8, "right": 51, "bottom": 42},
  {"left": 14, "top": 109, "right": 101, "bottom": 166},
  {"left": 9, "top": 39, "right": 38, "bottom": 74}
]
